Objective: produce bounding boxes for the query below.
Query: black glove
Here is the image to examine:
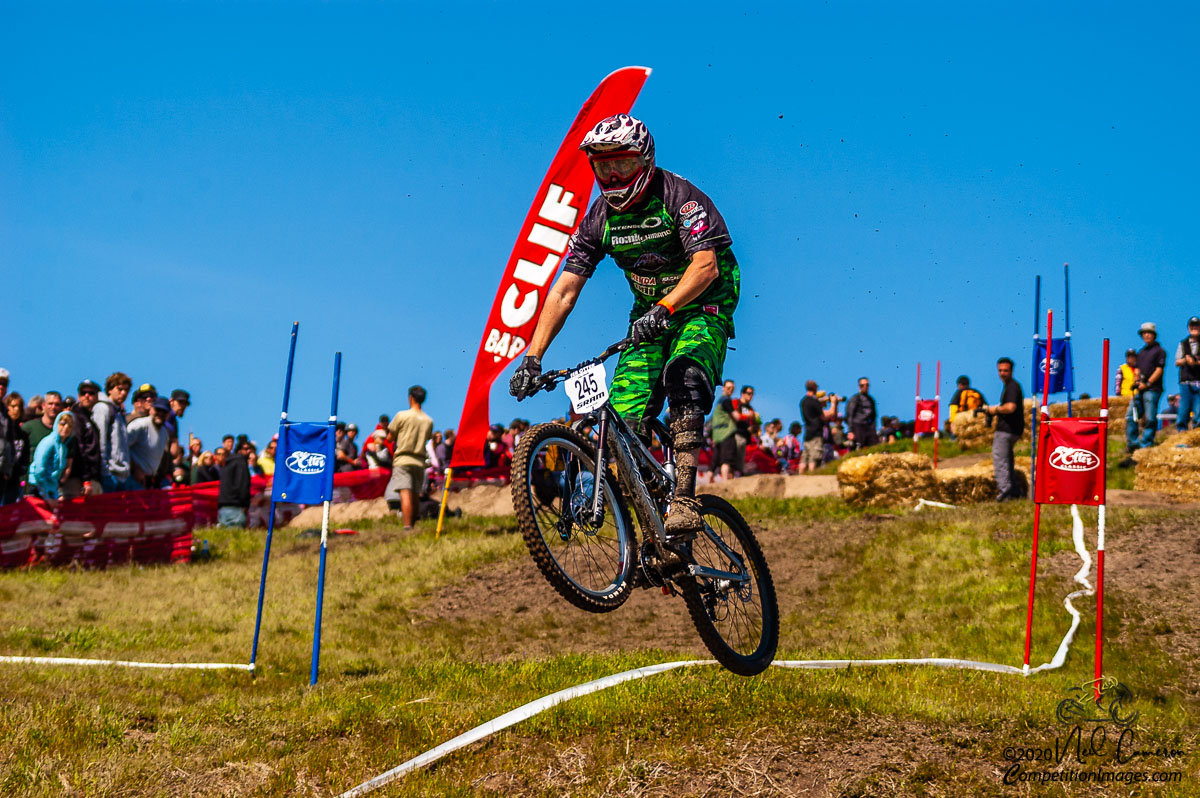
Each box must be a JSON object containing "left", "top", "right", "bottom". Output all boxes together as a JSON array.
[
  {"left": 509, "top": 354, "right": 542, "bottom": 400},
  {"left": 630, "top": 303, "right": 672, "bottom": 344}
]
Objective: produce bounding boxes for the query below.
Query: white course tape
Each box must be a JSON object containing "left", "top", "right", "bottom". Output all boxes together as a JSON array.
[
  {"left": 336, "top": 660, "right": 714, "bottom": 798},
  {"left": 336, "top": 657, "right": 1026, "bottom": 797},
  {"left": 773, "top": 657, "right": 1020, "bottom": 674},
  {"left": 1027, "top": 504, "right": 1093, "bottom": 675},
  {"left": 0, "top": 655, "right": 253, "bottom": 671},
  {"left": 338, "top": 509, "right": 1099, "bottom": 797}
]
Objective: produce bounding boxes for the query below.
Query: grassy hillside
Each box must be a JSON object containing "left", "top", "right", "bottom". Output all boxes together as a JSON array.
[{"left": 1, "top": 498, "right": 1196, "bottom": 796}]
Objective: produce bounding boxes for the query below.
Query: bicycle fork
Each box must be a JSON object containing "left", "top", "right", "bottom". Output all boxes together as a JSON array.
[{"left": 588, "top": 412, "right": 609, "bottom": 527}]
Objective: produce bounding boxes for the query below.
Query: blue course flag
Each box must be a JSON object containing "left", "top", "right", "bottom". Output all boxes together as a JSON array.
[
  {"left": 1033, "top": 337, "right": 1075, "bottom": 394},
  {"left": 273, "top": 422, "right": 336, "bottom": 504}
]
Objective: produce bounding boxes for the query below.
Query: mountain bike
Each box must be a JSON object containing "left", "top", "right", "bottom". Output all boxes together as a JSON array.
[{"left": 510, "top": 338, "right": 779, "bottom": 676}]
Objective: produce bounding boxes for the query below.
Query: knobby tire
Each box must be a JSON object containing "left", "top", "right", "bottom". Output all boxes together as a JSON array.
[
  {"left": 511, "top": 423, "right": 636, "bottom": 613},
  {"left": 679, "top": 494, "right": 779, "bottom": 676}
]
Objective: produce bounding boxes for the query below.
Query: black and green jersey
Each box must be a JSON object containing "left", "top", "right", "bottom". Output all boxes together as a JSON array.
[{"left": 564, "top": 170, "right": 740, "bottom": 331}]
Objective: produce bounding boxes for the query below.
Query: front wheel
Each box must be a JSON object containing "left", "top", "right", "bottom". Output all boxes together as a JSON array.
[
  {"left": 679, "top": 494, "right": 779, "bottom": 676},
  {"left": 511, "top": 423, "right": 636, "bottom": 613}
]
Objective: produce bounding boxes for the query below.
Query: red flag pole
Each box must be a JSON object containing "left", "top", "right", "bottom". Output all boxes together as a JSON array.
[
  {"left": 913, "top": 363, "right": 921, "bottom": 454},
  {"left": 1095, "top": 337, "right": 1110, "bottom": 701},
  {"left": 1024, "top": 308, "right": 1054, "bottom": 672},
  {"left": 933, "top": 360, "right": 941, "bottom": 468}
]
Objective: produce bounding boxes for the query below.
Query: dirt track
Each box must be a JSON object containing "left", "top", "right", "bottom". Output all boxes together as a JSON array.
[{"left": 414, "top": 507, "right": 871, "bottom": 662}]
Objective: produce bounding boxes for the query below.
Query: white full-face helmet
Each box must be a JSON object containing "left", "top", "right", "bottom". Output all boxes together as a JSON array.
[{"left": 579, "top": 114, "right": 656, "bottom": 211}]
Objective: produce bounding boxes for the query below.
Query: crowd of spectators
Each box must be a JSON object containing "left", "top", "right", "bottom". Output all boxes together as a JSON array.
[
  {"left": 1, "top": 370, "right": 192, "bottom": 508},
  {"left": 3, "top": 315, "right": 1193, "bottom": 515}
]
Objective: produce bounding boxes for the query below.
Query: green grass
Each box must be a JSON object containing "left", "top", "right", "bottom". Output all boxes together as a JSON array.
[{"left": 1, "top": 500, "right": 1196, "bottom": 796}]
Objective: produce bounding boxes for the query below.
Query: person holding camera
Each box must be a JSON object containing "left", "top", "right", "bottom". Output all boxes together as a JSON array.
[{"left": 1174, "top": 315, "right": 1200, "bottom": 431}]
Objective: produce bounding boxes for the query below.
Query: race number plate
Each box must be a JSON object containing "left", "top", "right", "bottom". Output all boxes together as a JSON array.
[{"left": 564, "top": 362, "right": 609, "bottom": 414}]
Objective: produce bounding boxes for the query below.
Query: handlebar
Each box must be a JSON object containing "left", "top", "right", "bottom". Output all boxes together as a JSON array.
[{"left": 535, "top": 338, "right": 632, "bottom": 394}]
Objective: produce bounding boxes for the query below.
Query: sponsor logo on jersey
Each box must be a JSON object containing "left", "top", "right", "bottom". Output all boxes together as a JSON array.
[
  {"left": 631, "top": 273, "right": 657, "bottom": 286},
  {"left": 679, "top": 201, "right": 699, "bottom": 215},
  {"left": 681, "top": 210, "right": 707, "bottom": 229},
  {"left": 631, "top": 252, "right": 670, "bottom": 271},
  {"left": 612, "top": 216, "right": 666, "bottom": 232},
  {"left": 612, "top": 229, "right": 673, "bottom": 246},
  {"left": 286, "top": 451, "right": 328, "bottom": 475},
  {"left": 689, "top": 220, "right": 709, "bottom": 237},
  {"left": 703, "top": 305, "right": 719, "bottom": 315},
  {"left": 1048, "top": 446, "right": 1100, "bottom": 472}
]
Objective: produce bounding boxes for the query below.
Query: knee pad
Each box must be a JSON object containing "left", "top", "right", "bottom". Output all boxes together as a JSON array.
[{"left": 664, "top": 358, "right": 714, "bottom": 411}]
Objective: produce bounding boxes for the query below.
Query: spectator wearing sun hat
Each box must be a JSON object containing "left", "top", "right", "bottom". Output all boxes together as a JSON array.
[{"left": 1127, "top": 322, "right": 1167, "bottom": 450}]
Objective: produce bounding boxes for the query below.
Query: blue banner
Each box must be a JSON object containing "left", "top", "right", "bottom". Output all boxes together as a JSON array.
[
  {"left": 272, "top": 421, "right": 335, "bottom": 504},
  {"left": 1032, "top": 337, "right": 1075, "bottom": 394}
]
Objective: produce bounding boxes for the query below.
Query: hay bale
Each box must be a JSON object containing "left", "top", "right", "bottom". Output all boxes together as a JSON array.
[
  {"left": 936, "top": 459, "right": 1031, "bottom": 504},
  {"left": 950, "top": 411, "right": 993, "bottom": 449},
  {"left": 837, "top": 453, "right": 939, "bottom": 507},
  {"left": 1133, "top": 429, "right": 1200, "bottom": 500},
  {"left": 838, "top": 450, "right": 1033, "bottom": 507}
]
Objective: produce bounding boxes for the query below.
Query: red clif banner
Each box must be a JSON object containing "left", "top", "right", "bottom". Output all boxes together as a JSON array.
[
  {"left": 914, "top": 399, "right": 939, "bottom": 435},
  {"left": 450, "top": 66, "right": 652, "bottom": 468},
  {"left": 1034, "top": 417, "right": 1106, "bottom": 506}
]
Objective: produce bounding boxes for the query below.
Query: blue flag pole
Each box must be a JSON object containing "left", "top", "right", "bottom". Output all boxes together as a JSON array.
[
  {"left": 252, "top": 321, "right": 299, "bottom": 671},
  {"left": 1031, "top": 276, "right": 1041, "bottom": 498},
  {"left": 1064, "top": 262, "right": 1073, "bottom": 418},
  {"left": 310, "top": 351, "right": 342, "bottom": 686}
]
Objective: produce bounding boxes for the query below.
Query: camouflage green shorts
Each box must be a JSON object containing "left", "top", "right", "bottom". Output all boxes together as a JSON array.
[{"left": 610, "top": 312, "right": 730, "bottom": 423}]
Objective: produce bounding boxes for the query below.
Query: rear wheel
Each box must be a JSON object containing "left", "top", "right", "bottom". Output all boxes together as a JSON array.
[
  {"left": 679, "top": 494, "right": 779, "bottom": 675},
  {"left": 511, "top": 423, "right": 636, "bottom": 613}
]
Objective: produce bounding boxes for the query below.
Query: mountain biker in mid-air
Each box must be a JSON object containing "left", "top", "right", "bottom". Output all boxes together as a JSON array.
[{"left": 509, "top": 113, "right": 740, "bottom": 541}]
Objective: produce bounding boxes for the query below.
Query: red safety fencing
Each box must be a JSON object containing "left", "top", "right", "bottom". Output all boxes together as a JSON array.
[
  {"left": 0, "top": 467, "right": 398, "bottom": 570},
  {"left": 0, "top": 490, "right": 194, "bottom": 570}
]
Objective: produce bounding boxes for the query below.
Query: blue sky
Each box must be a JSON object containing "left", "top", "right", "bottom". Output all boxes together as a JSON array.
[{"left": 3, "top": 3, "right": 1197, "bottom": 446}]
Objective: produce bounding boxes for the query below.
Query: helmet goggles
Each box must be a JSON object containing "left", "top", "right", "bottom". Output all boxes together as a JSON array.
[{"left": 589, "top": 152, "right": 644, "bottom": 188}]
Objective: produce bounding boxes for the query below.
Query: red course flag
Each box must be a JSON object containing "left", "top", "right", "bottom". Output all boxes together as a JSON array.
[
  {"left": 913, "top": 399, "right": 939, "bottom": 435},
  {"left": 1034, "top": 418, "right": 1106, "bottom": 506},
  {"left": 449, "top": 67, "right": 651, "bottom": 468}
]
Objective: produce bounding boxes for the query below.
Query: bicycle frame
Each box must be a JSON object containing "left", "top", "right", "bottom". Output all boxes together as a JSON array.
[{"left": 539, "top": 340, "right": 750, "bottom": 585}]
